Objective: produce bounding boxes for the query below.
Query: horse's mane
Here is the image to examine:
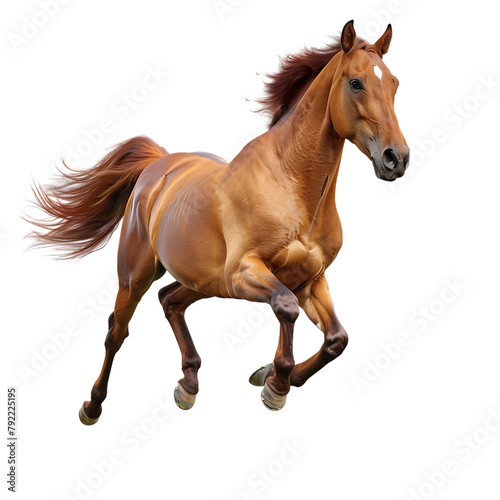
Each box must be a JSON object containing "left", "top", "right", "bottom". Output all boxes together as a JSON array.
[{"left": 257, "top": 36, "right": 369, "bottom": 128}]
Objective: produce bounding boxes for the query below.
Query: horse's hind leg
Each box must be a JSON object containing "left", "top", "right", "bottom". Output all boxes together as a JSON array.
[
  {"left": 158, "top": 282, "right": 205, "bottom": 410},
  {"left": 79, "top": 231, "right": 160, "bottom": 425}
]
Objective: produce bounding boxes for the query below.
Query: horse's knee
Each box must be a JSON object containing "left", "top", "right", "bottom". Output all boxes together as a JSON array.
[
  {"left": 323, "top": 328, "right": 348, "bottom": 358},
  {"left": 271, "top": 291, "right": 299, "bottom": 323}
]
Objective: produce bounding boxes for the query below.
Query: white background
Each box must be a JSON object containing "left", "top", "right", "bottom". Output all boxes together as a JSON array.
[{"left": 2, "top": 1, "right": 500, "bottom": 499}]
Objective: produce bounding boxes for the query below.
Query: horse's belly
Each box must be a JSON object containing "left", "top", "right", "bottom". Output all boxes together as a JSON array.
[{"left": 156, "top": 219, "right": 227, "bottom": 295}]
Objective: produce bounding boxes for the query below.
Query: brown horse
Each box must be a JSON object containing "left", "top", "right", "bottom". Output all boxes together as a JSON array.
[{"left": 27, "top": 20, "right": 409, "bottom": 424}]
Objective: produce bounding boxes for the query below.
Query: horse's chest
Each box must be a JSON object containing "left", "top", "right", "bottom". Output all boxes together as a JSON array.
[{"left": 270, "top": 240, "right": 325, "bottom": 290}]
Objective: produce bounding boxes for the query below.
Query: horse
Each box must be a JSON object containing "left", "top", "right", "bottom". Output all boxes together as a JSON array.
[{"left": 27, "top": 20, "right": 409, "bottom": 425}]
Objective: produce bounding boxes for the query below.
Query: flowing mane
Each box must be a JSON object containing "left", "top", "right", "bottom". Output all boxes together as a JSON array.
[{"left": 257, "top": 36, "right": 369, "bottom": 128}]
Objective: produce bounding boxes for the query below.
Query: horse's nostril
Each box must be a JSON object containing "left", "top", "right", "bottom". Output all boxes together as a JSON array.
[
  {"left": 382, "top": 149, "right": 398, "bottom": 170},
  {"left": 403, "top": 152, "right": 410, "bottom": 169}
]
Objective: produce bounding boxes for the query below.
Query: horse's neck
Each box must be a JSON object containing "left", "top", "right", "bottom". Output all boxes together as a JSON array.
[{"left": 271, "top": 53, "right": 345, "bottom": 226}]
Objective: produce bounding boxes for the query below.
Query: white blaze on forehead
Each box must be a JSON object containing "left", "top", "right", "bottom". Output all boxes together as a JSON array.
[{"left": 373, "top": 65, "right": 383, "bottom": 81}]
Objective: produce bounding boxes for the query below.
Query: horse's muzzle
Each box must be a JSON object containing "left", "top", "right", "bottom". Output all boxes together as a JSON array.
[{"left": 372, "top": 146, "right": 410, "bottom": 182}]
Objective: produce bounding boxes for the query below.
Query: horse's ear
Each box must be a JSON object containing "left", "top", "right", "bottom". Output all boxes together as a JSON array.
[
  {"left": 374, "top": 24, "right": 392, "bottom": 55},
  {"left": 341, "top": 20, "right": 356, "bottom": 53}
]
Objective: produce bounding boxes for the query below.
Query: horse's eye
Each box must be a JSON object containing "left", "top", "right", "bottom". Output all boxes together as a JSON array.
[{"left": 350, "top": 79, "right": 363, "bottom": 92}]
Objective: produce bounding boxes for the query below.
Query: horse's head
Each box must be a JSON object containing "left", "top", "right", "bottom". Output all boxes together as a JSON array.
[{"left": 330, "top": 21, "right": 409, "bottom": 181}]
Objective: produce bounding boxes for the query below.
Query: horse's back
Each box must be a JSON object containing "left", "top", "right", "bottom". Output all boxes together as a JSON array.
[
  {"left": 134, "top": 151, "right": 226, "bottom": 193},
  {"left": 191, "top": 151, "right": 228, "bottom": 164}
]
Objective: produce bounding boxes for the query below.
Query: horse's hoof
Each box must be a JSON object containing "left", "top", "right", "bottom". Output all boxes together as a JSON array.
[
  {"left": 79, "top": 403, "right": 100, "bottom": 426},
  {"left": 249, "top": 363, "right": 274, "bottom": 386},
  {"left": 174, "top": 384, "right": 197, "bottom": 410},
  {"left": 261, "top": 382, "right": 287, "bottom": 411}
]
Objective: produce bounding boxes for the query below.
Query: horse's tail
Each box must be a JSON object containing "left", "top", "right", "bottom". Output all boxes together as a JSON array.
[{"left": 26, "top": 136, "right": 167, "bottom": 259}]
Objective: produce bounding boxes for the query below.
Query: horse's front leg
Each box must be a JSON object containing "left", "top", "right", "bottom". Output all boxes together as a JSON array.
[
  {"left": 232, "top": 256, "right": 299, "bottom": 410},
  {"left": 290, "top": 274, "right": 348, "bottom": 387},
  {"left": 249, "top": 274, "right": 348, "bottom": 391}
]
